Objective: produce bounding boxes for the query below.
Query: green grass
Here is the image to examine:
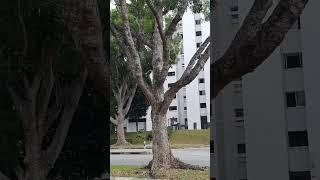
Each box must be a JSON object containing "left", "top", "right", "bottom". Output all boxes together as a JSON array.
[
  {"left": 170, "top": 129, "right": 209, "bottom": 145},
  {"left": 110, "top": 165, "right": 210, "bottom": 179},
  {"left": 111, "top": 129, "right": 209, "bottom": 147}
]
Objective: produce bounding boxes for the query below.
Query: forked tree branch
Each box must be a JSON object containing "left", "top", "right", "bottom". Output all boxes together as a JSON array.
[
  {"left": 44, "top": 69, "right": 87, "bottom": 172},
  {"left": 124, "top": 83, "right": 137, "bottom": 115}
]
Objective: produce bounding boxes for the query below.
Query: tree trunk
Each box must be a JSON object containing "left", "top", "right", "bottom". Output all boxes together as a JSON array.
[
  {"left": 150, "top": 111, "right": 172, "bottom": 175},
  {"left": 115, "top": 115, "right": 128, "bottom": 145},
  {"left": 149, "top": 107, "right": 203, "bottom": 177},
  {"left": 23, "top": 131, "right": 46, "bottom": 180}
]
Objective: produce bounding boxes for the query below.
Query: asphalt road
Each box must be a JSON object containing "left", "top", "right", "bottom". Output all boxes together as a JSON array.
[{"left": 110, "top": 148, "right": 210, "bottom": 167}]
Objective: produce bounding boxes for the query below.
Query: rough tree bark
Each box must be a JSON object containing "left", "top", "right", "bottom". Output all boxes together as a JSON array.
[{"left": 110, "top": 82, "right": 137, "bottom": 146}]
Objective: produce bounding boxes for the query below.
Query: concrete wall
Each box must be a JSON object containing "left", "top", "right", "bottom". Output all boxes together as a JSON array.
[{"left": 300, "top": 1, "right": 320, "bottom": 178}]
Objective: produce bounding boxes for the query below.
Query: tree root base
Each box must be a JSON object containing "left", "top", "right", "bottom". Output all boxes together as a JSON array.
[
  {"left": 113, "top": 141, "right": 131, "bottom": 147},
  {"left": 145, "top": 156, "right": 207, "bottom": 177}
]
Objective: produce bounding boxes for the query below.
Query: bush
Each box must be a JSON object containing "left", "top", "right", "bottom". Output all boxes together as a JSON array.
[
  {"left": 145, "top": 131, "right": 152, "bottom": 141},
  {"left": 167, "top": 127, "right": 174, "bottom": 139}
]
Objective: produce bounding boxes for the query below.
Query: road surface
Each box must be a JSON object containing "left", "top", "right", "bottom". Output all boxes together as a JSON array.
[{"left": 110, "top": 148, "right": 209, "bottom": 167}]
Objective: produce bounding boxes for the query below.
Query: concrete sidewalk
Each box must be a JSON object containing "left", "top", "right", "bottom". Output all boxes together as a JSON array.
[
  {"left": 110, "top": 149, "right": 152, "bottom": 155},
  {"left": 110, "top": 177, "right": 163, "bottom": 180}
]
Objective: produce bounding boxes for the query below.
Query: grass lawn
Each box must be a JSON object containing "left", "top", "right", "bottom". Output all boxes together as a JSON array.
[
  {"left": 110, "top": 165, "right": 209, "bottom": 179},
  {"left": 111, "top": 129, "right": 210, "bottom": 148},
  {"left": 169, "top": 129, "right": 210, "bottom": 145}
]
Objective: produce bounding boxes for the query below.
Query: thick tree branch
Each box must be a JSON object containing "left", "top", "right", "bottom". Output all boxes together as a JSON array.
[
  {"left": 124, "top": 83, "right": 137, "bottom": 115},
  {"left": 212, "top": 0, "right": 309, "bottom": 98},
  {"left": 116, "top": 0, "right": 156, "bottom": 106},
  {"left": 165, "top": 0, "right": 188, "bottom": 39},
  {"left": 110, "top": 117, "right": 117, "bottom": 125},
  {"left": 181, "top": 36, "right": 210, "bottom": 78},
  {"left": 120, "top": 80, "right": 128, "bottom": 103},
  {"left": 146, "top": 0, "right": 166, "bottom": 42},
  {"left": 111, "top": 23, "right": 153, "bottom": 50},
  {"left": 0, "top": 171, "right": 10, "bottom": 180},
  {"left": 44, "top": 69, "right": 87, "bottom": 172},
  {"left": 229, "top": 0, "right": 273, "bottom": 47},
  {"left": 161, "top": 38, "right": 210, "bottom": 114},
  {"left": 37, "top": 64, "right": 55, "bottom": 139}
]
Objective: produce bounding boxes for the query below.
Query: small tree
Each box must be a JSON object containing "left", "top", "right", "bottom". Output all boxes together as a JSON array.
[
  {"left": 110, "top": 39, "right": 150, "bottom": 145},
  {"left": 110, "top": 58, "right": 138, "bottom": 145}
]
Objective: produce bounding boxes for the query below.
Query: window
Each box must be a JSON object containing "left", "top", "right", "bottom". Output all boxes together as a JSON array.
[
  {"left": 201, "top": 116, "right": 208, "bottom": 129},
  {"left": 199, "top": 90, "right": 206, "bottom": 95},
  {"left": 233, "top": 83, "right": 242, "bottom": 88},
  {"left": 231, "top": 14, "right": 239, "bottom": 19},
  {"left": 195, "top": 19, "right": 201, "bottom": 25},
  {"left": 128, "top": 118, "right": 146, "bottom": 123},
  {"left": 234, "top": 108, "right": 244, "bottom": 117},
  {"left": 193, "top": 122, "right": 197, "bottom": 129},
  {"left": 168, "top": 83, "right": 174, "bottom": 88},
  {"left": 183, "top": 96, "right": 186, "bottom": 99},
  {"left": 196, "top": 31, "right": 202, "bottom": 36},
  {"left": 286, "top": 91, "right": 305, "bottom": 107},
  {"left": 169, "top": 106, "right": 177, "bottom": 111},
  {"left": 184, "top": 107, "right": 187, "bottom": 110},
  {"left": 298, "top": 17, "right": 301, "bottom": 29},
  {"left": 289, "top": 171, "right": 311, "bottom": 180},
  {"left": 199, "top": 78, "right": 205, "bottom": 83},
  {"left": 210, "top": 140, "right": 214, "bottom": 153},
  {"left": 200, "top": 103, "right": 207, "bottom": 108},
  {"left": 237, "top": 144, "right": 246, "bottom": 154},
  {"left": 168, "top": 72, "right": 175, "bottom": 76},
  {"left": 230, "top": 6, "right": 239, "bottom": 12},
  {"left": 284, "top": 53, "right": 303, "bottom": 69},
  {"left": 196, "top": 42, "right": 201, "bottom": 48},
  {"left": 185, "top": 118, "right": 188, "bottom": 129},
  {"left": 288, "top": 131, "right": 309, "bottom": 147}
]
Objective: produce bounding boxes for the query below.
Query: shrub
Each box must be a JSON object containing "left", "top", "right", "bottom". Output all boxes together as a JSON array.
[{"left": 167, "top": 127, "right": 174, "bottom": 139}]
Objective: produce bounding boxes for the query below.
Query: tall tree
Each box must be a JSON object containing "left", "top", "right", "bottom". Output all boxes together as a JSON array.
[{"left": 111, "top": 0, "right": 210, "bottom": 176}]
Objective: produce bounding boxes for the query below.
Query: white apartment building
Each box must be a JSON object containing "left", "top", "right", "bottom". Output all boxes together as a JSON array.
[
  {"left": 125, "top": 9, "right": 211, "bottom": 132},
  {"left": 211, "top": 0, "right": 320, "bottom": 180}
]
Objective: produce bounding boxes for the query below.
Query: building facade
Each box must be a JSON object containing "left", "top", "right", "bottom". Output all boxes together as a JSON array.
[
  {"left": 211, "top": 0, "right": 320, "bottom": 180},
  {"left": 124, "top": 9, "right": 211, "bottom": 132}
]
